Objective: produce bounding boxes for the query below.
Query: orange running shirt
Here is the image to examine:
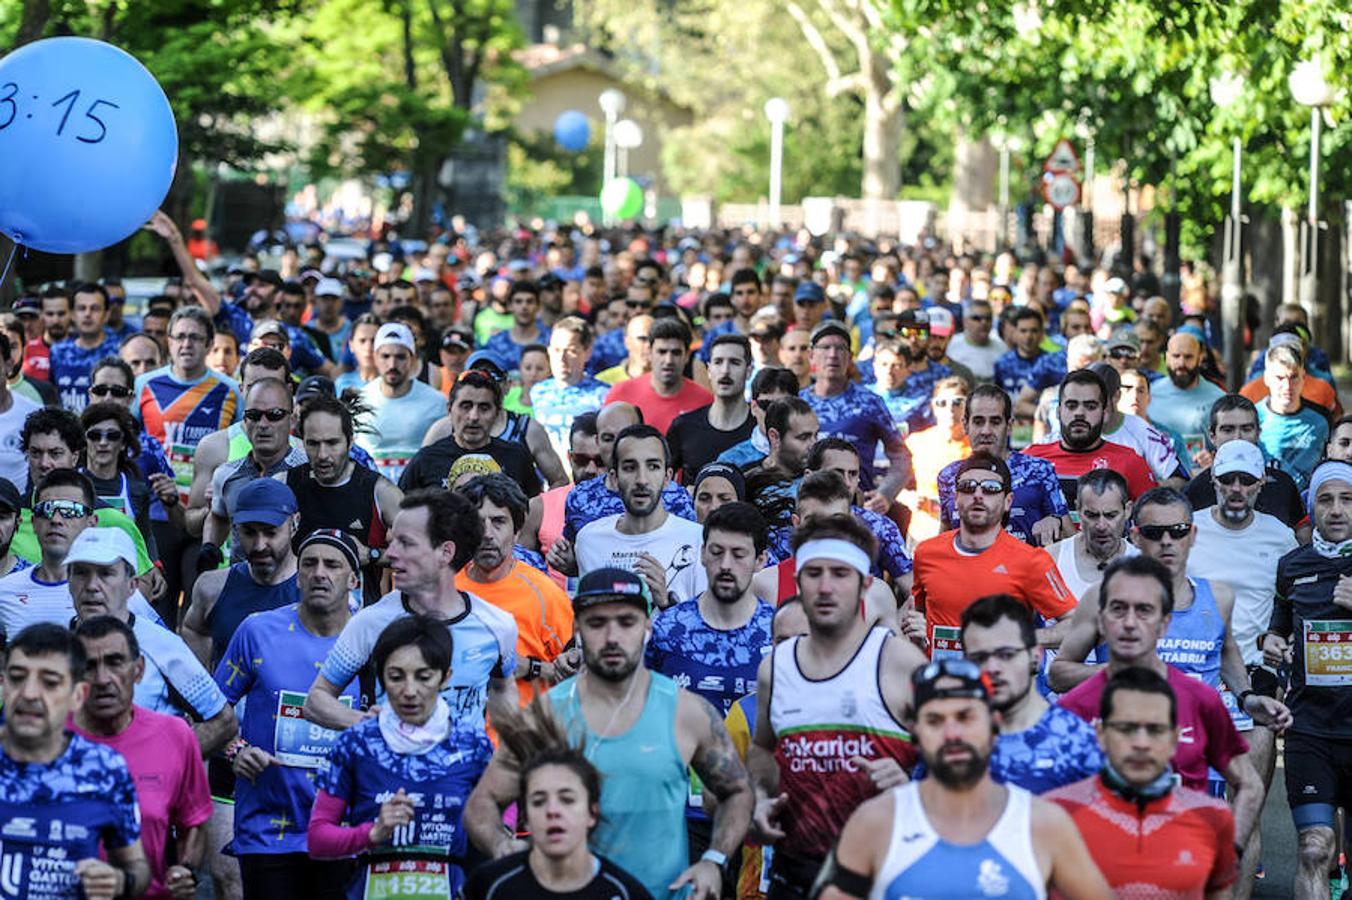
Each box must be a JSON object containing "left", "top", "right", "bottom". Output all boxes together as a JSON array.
[
  {"left": 455, "top": 561, "right": 573, "bottom": 705},
  {"left": 912, "top": 529, "right": 1075, "bottom": 657}
]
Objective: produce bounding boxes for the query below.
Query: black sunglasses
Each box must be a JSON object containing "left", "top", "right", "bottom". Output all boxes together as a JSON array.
[
  {"left": 90, "top": 384, "right": 132, "bottom": 399},
  {"left": 1136, "top": 523, "right": 1191, "bottom": 541},
  {"left": 244, "top": 407, "right": 290, "bottom": 423},
  {"left": 955, "top": 478, "right": 1005, "bottom": 496}
]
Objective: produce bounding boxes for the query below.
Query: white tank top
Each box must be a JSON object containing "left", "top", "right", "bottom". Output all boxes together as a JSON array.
[
  {"left": 768, "top": 626, "right": 916, "bottom": 861},
  {"left": 872, "top": 782, "right": 1045, "bottom": 900},
  {"left": 1048, "top": 536, "right": 1138, "bottom": 599}
]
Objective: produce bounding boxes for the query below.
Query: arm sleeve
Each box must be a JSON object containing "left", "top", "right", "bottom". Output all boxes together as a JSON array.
[
  {"left": 307, "top": 790, "right": 374, "bottom": 859},
  {"left": 318, "top": 614, "right": 371, "bottom": 690},
  {"left": 164, "top": 640, "right": 229, "bottom": 720},
  {"left": 1268, "top": 572, "right": 1294, "bottom": 637}
]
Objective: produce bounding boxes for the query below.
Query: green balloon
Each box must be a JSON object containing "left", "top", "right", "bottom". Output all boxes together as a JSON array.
[{"left": 600, "top": 178, "right": 644, "bottom": 219}]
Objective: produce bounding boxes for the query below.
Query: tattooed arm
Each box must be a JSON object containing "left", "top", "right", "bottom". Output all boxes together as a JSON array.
[{"left": 673, "top": 691, "right": 754, "bottom": 899}]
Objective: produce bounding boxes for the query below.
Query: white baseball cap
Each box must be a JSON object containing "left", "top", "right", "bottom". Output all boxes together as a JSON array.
[
  {"left": 64, "top": 527, "right": 137, "bottom": 571},
  {"left": 374, "top": 322, "right": 417, "bottom": 353},
  {"left": 314, "top": 277, "right": 344, "bottom": 297},
  {"left": 412, "top": 267, "right": 439, "bottom": 283},
  {"left": 1212, "top": 440, "right": 1265, "bottom": 480}
]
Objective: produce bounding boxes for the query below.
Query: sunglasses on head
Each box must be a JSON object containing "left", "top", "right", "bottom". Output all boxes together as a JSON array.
[
  {"left": 34, "top": 499, "right": 91, "bottom": 520},
  {"left": 243, "top": 407, "right": 290, "bottom": 423},
  {"left": 1216, "top": 471, "right": 1260, "bottom": 487},
  {"left": 89, "top": 384, "right": 132, "bottom": 399},
  {"left": 1136, "top": 523, "right": 1191, "bottom": 541},
  {"left": 917, "top": 656, "right": 985, "bottom": 683},
  {"left": 85, "top": 428, "right": 124, "bottom": 444},
  {"left": 955, "top": 478, "right": 1005, "bottom": 496}
]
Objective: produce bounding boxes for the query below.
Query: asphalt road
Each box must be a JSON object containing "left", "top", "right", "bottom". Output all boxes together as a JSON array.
[{"left": 1255, "top": 750, "right": 1297, "bottom": 898}]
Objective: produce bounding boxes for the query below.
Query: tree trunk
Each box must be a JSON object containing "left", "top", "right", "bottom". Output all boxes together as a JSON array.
[
  {"left": 861, "top": 84, "right": 901, "bottom": 200},
  {"left": 16, "top": 0, "right": 50, "bottom": 45},
  {"left": 950, "top": 132, "right": 996, "bottom": 213}
]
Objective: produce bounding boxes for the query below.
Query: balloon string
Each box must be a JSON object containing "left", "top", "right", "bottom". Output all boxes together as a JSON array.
[{"left": 0, "top": 238, "right": 19, "bottom": 294}]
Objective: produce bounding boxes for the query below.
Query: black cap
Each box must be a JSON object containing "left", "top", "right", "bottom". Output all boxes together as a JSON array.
[
  {"left": 297, "top": 528, "right": 362, "bottom": 574},
  {"left": 296, "top": 375, "right": 337, "bottom": 404},
  {"left": 911, "top": 658, "right": 992, "bottom": 713},
  {"left": 0, "top": 477, "right": 20, "bottom": 513},
  {"left": 249, "top": 269, "right": 283, "bottom": 288},
  {"left": 896, "top": 309, "right": 931, "bottom": 331},
  {"left": 574, "top": 567, "right": 652, "bottom": 615}
]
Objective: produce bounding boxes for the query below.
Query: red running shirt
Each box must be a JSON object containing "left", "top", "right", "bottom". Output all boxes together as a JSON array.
[
  {"left": 1022, "top": 439, "right": 1158, "bottom": 511},
  {"left": 1047, "top": 775, "right": 1237, "bottom": 899}
]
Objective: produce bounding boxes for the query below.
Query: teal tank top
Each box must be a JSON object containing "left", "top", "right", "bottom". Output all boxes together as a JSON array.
[{"left": 550, "top": 672, "right": 689, "bottom": 899}]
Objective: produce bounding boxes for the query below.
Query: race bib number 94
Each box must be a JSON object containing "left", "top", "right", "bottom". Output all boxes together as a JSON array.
[
  {"left": 274, "top": 690, "right": 348, "bottom": 768},
  {"left": 1303, "top": 620, "right": 1352, "bottom": 686}
]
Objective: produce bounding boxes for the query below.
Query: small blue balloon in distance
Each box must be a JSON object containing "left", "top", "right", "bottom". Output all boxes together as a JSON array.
[
  {"left": 0, "top": 37, "right": 178, "bottom": 255},
  {"left": 553, "top": 110, "right": 590, "bottom": 152}
]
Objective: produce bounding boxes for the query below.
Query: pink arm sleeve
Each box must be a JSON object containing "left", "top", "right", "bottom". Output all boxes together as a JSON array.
[{"left": 307, "top": 790, "right": 375, "bottom": 859}]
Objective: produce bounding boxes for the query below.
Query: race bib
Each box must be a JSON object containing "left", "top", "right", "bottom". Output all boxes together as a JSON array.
[
  {"left": 274, "top": 690, "right": 348, "bottom": 768},
  {"left": 1303, "top": 620, "right": 1352, "bottom": 686},
  {"left": 168, "top": 443, "right": 195, "bottom": 501},
  {"left": 931, "top": 625, "right": 963, "bottom": 660},
  {"left": 363, "top": 860, "right": 451, "bottom": 899}
]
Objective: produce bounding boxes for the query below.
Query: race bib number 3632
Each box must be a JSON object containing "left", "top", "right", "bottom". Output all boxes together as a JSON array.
[{"left": 1303, "top": 620, "right": 1352, "bottom": 686}]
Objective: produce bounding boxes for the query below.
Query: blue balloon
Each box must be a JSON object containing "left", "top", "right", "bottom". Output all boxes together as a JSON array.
[
  {"left": 0, "top": 37, "right": 178, "bottom": 254},
  {"left": 553, "top": 110, "right": 591, "bottom": 152}
]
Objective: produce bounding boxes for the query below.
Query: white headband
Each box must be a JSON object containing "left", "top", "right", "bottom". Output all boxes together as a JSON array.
[{"left": 795, "top": 539, "right": 871, "bottom": 577}]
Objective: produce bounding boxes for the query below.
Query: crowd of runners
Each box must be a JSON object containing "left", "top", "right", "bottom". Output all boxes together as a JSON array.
[{"left": 0, "top": 216, "right": 1347, "bottom": 899}]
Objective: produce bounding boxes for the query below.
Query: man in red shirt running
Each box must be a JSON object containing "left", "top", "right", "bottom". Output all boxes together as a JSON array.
[
  {"left": 604, "top": 317, "right": 712, "bottom": 433},
  {"left": 1024, "top": 368, "right": 1157, "bottom": 514},
  {"left": 911, "top": 452, "right": 1077, "bottom": 659},
  {"left": 1049, "top": 666, "right": 1239, "bottom": 899}
]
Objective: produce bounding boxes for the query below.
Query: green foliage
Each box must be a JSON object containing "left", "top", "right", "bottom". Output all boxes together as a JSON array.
[
  {"left": 907, "top": 0, "right": 1352, "bottom": 256},
  {"left": 0, "top": 0, "right": 312, "bottom": 167},
  {"left": 504, "top": 127, "right": 604, "bottom": 213}
]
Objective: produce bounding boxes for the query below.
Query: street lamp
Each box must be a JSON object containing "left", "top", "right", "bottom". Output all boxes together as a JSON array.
[
  {"left": 598, "top": 89, "right": 627, "bottom": 188},
  {"left": 614, "top": 118, "right": 643, "bottom": 178},
  {"left": 764, "top": 97, "right": 790, "bottom": 228},
  {"left": 991, "top": 131, "right": 1023, "bottom": 248},
  {"left": 1289, "top": 57, "right": 1334, "bottom": 315},
  {"left": 1211, "top": 71, "right": 1245, "bottom": 389}
]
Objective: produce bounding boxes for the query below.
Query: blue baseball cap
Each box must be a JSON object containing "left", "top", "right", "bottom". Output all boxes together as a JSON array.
[
  {"left": 794, "top": 282, "right": 826, "bottom": 304},
  {"left": 234, "top": 479, "right": 298, "bottom": 527}
]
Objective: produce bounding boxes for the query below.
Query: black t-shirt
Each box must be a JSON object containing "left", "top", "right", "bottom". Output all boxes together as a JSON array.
[
  {"left": 399, "top": 435, "right": 542, "bottom": 496},
  {"left": 667, "top": 404, "right": 754, "bottom": 482},
  {"left": 1272, "top": 544, "right": 1352, "bottom": 738},
  {"left": 1185, "top": 458, "right": 1306, "bottom": 528},
  {"left": 464, "top": 851, "right": 653, "bottom": 900}
]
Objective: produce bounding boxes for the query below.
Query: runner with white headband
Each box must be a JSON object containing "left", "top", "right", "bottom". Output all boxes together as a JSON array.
[{"left": 747, "top": 514, "right": 928, "bottom": 898}]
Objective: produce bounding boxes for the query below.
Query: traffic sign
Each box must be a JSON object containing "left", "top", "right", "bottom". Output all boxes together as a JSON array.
[
  {"left": 1042, "top": 171, "right": 1082, "bottom": 210},
  {"left": 1043, "top": 138, "right": 1081, "bottom": 174}
]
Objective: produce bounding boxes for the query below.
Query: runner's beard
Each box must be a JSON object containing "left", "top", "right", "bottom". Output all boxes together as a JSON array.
[{"left": 926, "top": 740, "right": 989, "bottom": 790}]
